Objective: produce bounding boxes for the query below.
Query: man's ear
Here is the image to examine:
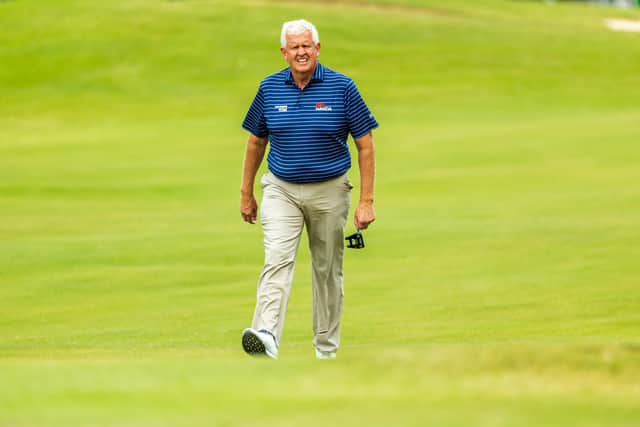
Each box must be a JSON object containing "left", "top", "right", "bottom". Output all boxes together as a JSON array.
[{"left": 280, "top": 47, "right": 286, "bottom": 58}]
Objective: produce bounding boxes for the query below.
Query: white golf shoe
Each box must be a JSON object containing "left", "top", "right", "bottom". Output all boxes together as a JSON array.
[
  {"left": 242, "top": 328, "right": 278, "bottom": 359},
  {"left": 315, "top": 349, "right": 337, "bottom": 360}
]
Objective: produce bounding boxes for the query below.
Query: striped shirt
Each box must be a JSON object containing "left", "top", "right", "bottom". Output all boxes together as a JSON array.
[{"left": 242, "top": 63, "right": 378, "bottom": 183}]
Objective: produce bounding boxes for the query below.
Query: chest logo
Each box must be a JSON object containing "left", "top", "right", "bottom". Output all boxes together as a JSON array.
[
  {"left": 315, "top": 102, "right": 332, "bottom": 112},
  {"left": 274, "top": 105, "right": 288, "bottom": 112}
]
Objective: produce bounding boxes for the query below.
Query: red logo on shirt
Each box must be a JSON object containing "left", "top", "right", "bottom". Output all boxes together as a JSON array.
[{"left": 315, "top": 102, "right": 332, "bottom": 112}]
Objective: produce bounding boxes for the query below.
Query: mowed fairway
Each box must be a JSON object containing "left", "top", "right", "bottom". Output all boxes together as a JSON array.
[{"left": 1, "top": 0, "right": 640, "bottom": 425}]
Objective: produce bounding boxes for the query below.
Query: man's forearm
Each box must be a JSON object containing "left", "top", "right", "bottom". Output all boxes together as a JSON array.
[
  {"left": 353, "top": 132, "right": 376, "bottom": 230},
  {"left": 241, "top": 135, "right": 267, "bottom": 195},
  {"left": 355, "top": 133, "right": 375, "bottom": 203}
]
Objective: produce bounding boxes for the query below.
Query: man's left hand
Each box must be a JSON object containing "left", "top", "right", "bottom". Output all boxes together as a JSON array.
[{"left": 354, "top": 201, "right": 375, "bottom": 230}]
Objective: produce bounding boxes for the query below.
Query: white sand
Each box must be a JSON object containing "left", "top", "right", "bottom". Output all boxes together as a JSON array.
[{"left": 606, "top": 18, "right": 640, "bottom": 32}]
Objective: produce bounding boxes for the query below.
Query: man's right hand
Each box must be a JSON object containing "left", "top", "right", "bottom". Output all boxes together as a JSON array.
[{"left": 240, "top": 193, "right": 258, "bottom": 224}]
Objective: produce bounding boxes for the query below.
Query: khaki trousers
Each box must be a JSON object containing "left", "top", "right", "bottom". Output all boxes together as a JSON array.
[{"left": 252, "top": 171, "right": 352, "bottom": 353}]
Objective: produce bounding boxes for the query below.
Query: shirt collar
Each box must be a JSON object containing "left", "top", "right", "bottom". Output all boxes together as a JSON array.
[{"left": 285, "top": 62, "right": 325, "bottom": 85}]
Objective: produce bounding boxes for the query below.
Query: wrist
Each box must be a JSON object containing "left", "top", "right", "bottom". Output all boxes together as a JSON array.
[{"left": 359, "top": 197, "right": 374, "bottom": 204}]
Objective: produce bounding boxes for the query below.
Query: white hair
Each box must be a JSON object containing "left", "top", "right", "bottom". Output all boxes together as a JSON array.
[{"left": 280, "top": 19, "right": 320, "bottom": 48}]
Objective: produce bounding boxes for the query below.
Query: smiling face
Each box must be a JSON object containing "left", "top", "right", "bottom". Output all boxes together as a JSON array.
[{"left": 280, "top": 31, "right": 320, "bottom": 81}]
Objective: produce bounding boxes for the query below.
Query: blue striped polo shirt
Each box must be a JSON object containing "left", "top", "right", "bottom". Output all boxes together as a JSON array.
[{"left": 242, "top": 63, "right": 379, "bottom": 183}]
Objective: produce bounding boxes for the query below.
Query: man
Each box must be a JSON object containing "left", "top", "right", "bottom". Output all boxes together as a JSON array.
[{"left": 240, "top": 19, "right": 378, "bottom": 360}]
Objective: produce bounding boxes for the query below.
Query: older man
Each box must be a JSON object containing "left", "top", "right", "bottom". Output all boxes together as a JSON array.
[{"left": 240, "top": 19, "right": 378, "bottom": 359}]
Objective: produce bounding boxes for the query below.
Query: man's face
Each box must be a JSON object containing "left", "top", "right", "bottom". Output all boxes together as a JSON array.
[{"left": 281, "top": 31, "right": 320, "bottom": 75}]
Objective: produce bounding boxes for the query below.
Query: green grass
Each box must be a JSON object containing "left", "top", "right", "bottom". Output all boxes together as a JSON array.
[{"left": 1, "top": 0, "right": 640, "bottom": 425}]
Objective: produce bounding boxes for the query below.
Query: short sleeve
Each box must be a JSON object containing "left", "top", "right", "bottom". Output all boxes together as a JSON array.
[
  {"left": 345, "top": 80, "right": 379, "bottom": 139},
  {"left": 242, "top": 84, "right": 269, "bottom": 137}
]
